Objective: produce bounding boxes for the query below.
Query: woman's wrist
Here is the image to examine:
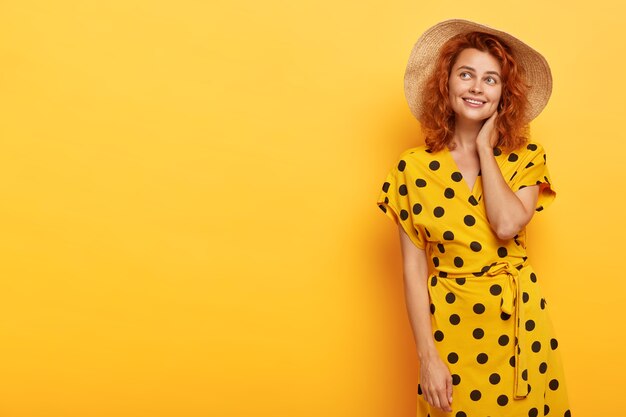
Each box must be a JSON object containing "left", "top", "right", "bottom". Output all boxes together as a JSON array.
[
  {"left": 417, "top": 344, "right": 440, "bottom": 362},
  {"left": 477, "top": 143, "right": 494, "bottom": 156}
]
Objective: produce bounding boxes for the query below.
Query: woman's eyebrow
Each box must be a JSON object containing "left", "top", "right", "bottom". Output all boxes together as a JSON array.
[{"left": 456, "top": 65, "right": 501, "bottom": 77}]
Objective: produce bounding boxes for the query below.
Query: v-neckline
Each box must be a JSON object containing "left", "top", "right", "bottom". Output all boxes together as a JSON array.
[{"left": 442, "top": 146, "right": 481, "bottom": 198}]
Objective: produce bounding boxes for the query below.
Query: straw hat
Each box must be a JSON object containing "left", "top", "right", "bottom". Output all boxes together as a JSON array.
[{"left": 404, "top": 18, "right": 553, "bottom": 123}]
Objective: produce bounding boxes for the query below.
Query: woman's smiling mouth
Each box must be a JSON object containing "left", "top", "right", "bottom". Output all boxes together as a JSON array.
[{"left": 463, "top": 97, "right": 486, "bottom": 106}]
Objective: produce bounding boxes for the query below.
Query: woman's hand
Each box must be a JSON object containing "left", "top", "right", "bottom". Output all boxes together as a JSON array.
[
  {"left": 419, "top": 354, "right": 453, "bottom": 412},
  {"left": 476, "top": 110, "right": 499, "bottom": 149}
]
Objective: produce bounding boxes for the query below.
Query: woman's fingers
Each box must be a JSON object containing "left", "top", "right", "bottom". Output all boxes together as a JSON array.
[
  {"left": 429, "top": 388, "right": 442, "bottom": 410},
  {"left": 425, "top": 384, "right": 451, "bottom": 412},
  {"left": 436, "top": 386, "right": 452, "bottom": 412}
]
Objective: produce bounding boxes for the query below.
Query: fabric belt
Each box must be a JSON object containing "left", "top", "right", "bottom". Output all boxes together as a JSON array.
[{"left": 434, "top": 259, "right": 530, "bottom": 399}]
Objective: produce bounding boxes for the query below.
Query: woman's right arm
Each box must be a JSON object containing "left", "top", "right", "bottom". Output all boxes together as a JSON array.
[{"left": 398, "top": 226, "right": 453, "bottom": 412}]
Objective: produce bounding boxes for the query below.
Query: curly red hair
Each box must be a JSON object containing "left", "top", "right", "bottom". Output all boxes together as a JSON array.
[{"left": 420, "top": 31, "right": 530, "bottom": 153}]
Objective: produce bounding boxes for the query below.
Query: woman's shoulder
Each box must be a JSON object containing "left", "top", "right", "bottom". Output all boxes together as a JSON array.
[
  {"left": 503, "top": 139, "right": 550, "bottom": 161},
  {"left": 396, "top": 143, "right": 434, "bottom": 164}
]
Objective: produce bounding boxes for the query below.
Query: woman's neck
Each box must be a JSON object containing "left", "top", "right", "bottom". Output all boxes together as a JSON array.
[{"left": 450, "top": 117, "right": 484, "bottom": 151}]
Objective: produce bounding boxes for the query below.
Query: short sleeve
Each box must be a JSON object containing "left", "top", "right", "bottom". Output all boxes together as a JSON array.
[
  {"left": 376, "top": 156, "right": 426, "bottom": 249},
  {"left": 511, "top": 143, "right": 557, "bottom": 213}
]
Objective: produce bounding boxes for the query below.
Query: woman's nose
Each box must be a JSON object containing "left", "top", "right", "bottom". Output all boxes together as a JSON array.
[{"left": 469, "top": 81, "right": 482, "bottom": 94}]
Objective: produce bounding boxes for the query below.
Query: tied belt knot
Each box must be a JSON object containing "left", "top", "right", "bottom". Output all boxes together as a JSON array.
[
  {"left": 483, "top": 260, "right": 529, "bottom": 399},
  {"left": 436, "top": 259, "right": 530, "bottom": 399}
]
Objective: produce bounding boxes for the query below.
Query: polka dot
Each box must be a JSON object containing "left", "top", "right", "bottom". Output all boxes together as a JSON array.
[
  {"left": 531, "top": 341, "right": 541, "bottom": 352},
  {"left": 430, "top": 303, "right": 435, "bottom": 314},
  {"left": 497, "top": 395, "right": 508, "bottom": 406},
  {"left": 565, "top": 410, "right": 571, "bottom": 417},
  {"left": 400, "top": 210, "right": 409, "bottom": 220},
  {"left": 528, "top": 408, "right": 538, "bottom": 417},
  {"left": 399, "top": 184, "right": 408, "bottom": 196},
  {"left": 470, "top": 241, "right": 482, "bottom": 252},
  {"left": 473, "top": 303, "right": 485, "bottom": 314},
  {"left": 508, "top": 153, "right": 519, "bottom": 162},
  {"left": 424, "top": 227, "right": 431, "bottom": 237},
  {"left": 454, "top": 257, "right": 464, "bottom": 267},
  {"left": 530, "top": 273, "right": 537, "bottom": 283},
  {"left": 434, "top": 206, "right": 445, "bottom": 217},
  {"left": 497, "top": 247, "right": 508, "bottom": 257},
  {"left": 443, "top": 231, "right": 455, "bottom": 240},
  {"left": 452, "top": 374, "right": 461, "bottom": 385},
  {"left": 509, "top": 356, "right": 516, "bottom": 367},
  {"left": 476, "top": 353, "right": 488, "bottom": 364},
  {"left": 498, "top": 335, "right": 509, "bottom": 346},
  {"left": 527, "top": 143, "right": 538, "bottom": 151},
  {"left": 449, "top": 314, "right": 461, "bottom": 325},
  {"left": 434, "top": 330, "right": 444, "bottom": 342},
  {"left": 539, "top": 362, "right": 547, "bottom": 374},
  {"left": 522, "top": 369, "right": 528, "bottom": 381},
  {"left": 551, "top": 338, "right": 559, "bottom": 350},
  {"left": 473, "top": 328, "right": 485, "bottom": 339},
  {"left": 525, "top": 320, "right": 536, "bottom": 331},
  {"left": 451, "top": 172, "right": 463, "bottom": 182},
  {"left": 417, "top": 384, "right": 422, "bottom": 395},
  {"left": 382, "top": 182, "right": 390, "bottom": 192},
  {"left": 549, "top": 379, "right": 559, "bottom": 390},
  {"left": 429, "top": 160, "right": 440, "bottom": 170},
  {"left": 430, "top": 276, "right": 437, "bottom": 286},
  {"left": 489, "top": 373, "right": 501, "bottom": 384},
  {"left": 456, "top": 412, "right": 467, "bottom": 417},
  {"left": 468, "top": 195, "right": 479, "bottom": 206},
  {"left": 501, "top": 311, "right": 511, "bottom": 321},
  {"left": 398, "top": 160, "right": 406, "bottom": 171},
  {"left": 415, "top": 178, "right": 427, "bottom": 187},
  {"left": 437, "top": 243, "right": 445, "bottom": 253},
  {"left": 433, "top": 257, "right": 440, "bottom": 267},
  {"left": 541, "top": 298, "right": 546, "bottom": 309},
  {"left": 470, "top": 390, "right": 482, "bottom": 401},
  {"left": 544, "top": 405, "right": 550, "bottom": 415},
  {"left": 378, "top": 205, "right": 387, "bottom": 213},
  {"left": 522, "top": 292, "right": 530, "bottom": 303},
  {"left": 490, "top": 284, "right": 502, "bottom": 295},
  {"left": 444, "top": 188, "right": 455, "bottom": 198},
  {"left": 445, "top": 292, "right": 456, "bottom": 304},
  {"left": 447, "top": 352, "right": 459, "bottom": 364},
  {"left": 493, "top": 147, "right": 502, "bottom": 156},
  {"left": 413, "top": 204, "right": 422, "bottom": 215},
  {"left": 456, "top": 278, "right": 466, "bottom": 285},
  {"left": 464, "top": 215, "right": 476, "bottom": 226}
]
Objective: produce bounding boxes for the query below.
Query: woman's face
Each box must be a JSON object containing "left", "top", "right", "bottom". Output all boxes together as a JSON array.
[{"left": 448, "top": 48, "right": 502, "bottom": 123}]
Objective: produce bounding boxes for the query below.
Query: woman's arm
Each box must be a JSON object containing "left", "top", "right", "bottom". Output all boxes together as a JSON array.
[
  {"left": 398, "top": 226, "right": 452, "bottom": 412},
  {"left": 476, "top": 113, "right": 541, "bottom": 240}
]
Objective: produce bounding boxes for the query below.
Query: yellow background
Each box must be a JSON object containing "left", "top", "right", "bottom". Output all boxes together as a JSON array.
[{"left": 0, "top": 0, "right": 621, "bottom": 416}]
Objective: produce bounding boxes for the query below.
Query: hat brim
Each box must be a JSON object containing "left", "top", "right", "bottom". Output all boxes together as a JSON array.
[{"left": 404, "top": 19, "right": 553, "bottom": 123}]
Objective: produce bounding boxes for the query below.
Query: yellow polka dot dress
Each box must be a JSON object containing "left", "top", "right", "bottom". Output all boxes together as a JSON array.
[{"left": 376, "top": 141, "right": 571, "bottom": 417}]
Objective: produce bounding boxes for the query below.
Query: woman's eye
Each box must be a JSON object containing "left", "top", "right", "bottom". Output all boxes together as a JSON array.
[
  {"left": 460, "top": 72, "right": 471, "bottom": 79},
  {"left": 486, "top": 76, "right": 497, "bottom": 84}
]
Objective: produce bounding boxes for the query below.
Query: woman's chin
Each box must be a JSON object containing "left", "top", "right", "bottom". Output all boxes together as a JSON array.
[{"left": 455, "top": 113, "right": 491, "bottom": 124}]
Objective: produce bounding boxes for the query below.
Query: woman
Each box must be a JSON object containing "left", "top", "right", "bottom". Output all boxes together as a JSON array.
[{"left": 376, "top": 19, "right": 571, "bottom": 417}]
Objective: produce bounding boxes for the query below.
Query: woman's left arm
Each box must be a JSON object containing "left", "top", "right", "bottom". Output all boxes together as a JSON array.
[{"left": 477, "top": 112, "right": 540, "bottom": 240}]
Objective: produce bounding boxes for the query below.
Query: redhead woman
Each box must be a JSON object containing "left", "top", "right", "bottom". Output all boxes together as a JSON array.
[{"left": 376, "top": 19, "right": 571, "bottom": 417}]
